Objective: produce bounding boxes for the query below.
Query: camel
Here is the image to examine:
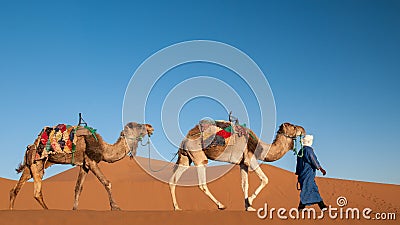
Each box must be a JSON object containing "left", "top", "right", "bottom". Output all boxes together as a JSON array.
[
  {"left": 169, "top": 121, "right": 305, "bottom": 211},
  {"left": 9, "top": 122, "right": 154, "bottom": 210}
]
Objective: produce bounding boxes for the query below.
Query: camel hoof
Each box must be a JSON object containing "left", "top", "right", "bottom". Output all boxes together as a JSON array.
[
  {"left": 111, "top": 206, "right": 121, "bottom": 211},
  {"left": 174, "top": 207, "right": 182, "bottom": 211},
  {"left": 246, "top": 206, "right": 256, "bottom": 212},
  {"left": 218, "top": 203, "right": 226, "bottom": 210},
  {"left": 248, "top": 195, "right": 256, "bottom": 205}
]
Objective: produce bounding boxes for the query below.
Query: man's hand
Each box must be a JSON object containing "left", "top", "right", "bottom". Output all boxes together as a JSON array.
[{"left": 320, "top": 168, "right": 327, "bottom": 176}]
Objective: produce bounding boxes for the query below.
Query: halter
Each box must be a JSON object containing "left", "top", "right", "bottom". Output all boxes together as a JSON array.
[
  {"left": 277, "top": 130, "right": 298, "bottom": 140},
  {"left": 277, "top": 125, "right": 304, "bottom": 157},
  {"left": 277, "top": 125, "right": 299, "bottom": 140}
]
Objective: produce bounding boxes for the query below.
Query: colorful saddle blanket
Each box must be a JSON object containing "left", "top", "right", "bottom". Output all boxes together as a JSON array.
[{"left": 38, "top": 124, "right": 78, "bottom": 154}]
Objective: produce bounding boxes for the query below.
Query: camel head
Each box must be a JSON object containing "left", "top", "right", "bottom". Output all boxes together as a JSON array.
[
  {"left": 254, "top": 122, "right": 307, "bottom": 162},
  {"left": 277, "top": 122, "right": 306, "bottom": 139},
  {"left": 123, "top": 122, "right": 154, "bottom": 156},
  {"left": 144, "top": 124, "right": 154, "bottom": 136}
]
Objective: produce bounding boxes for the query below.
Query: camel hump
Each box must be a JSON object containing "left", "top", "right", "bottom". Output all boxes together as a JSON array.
[
  {"left": 186, "top": 125, "right": 201, "bottom": 138},
  {"left": 75, "top": 126, "right": 92, "bottom": 136}
]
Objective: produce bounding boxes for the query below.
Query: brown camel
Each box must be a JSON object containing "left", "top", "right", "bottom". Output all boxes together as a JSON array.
[
  {"left": 169, "top": 121, "right": 305, "bottom": 211},
  {"left": 9, "top": 122, "right": 154, "bottom": 210}
]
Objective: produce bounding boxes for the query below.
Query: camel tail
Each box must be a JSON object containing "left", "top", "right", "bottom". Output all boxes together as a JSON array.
[
  {"left": 173, "top": 140, "right": 189, "bottom": 173},
  {"left": 16, "top": 144, "right": 32, "bottom": 174},
  {"left": 15, "top": 162, "right": 26, "bottom": 174},
  {"left": 172, "top": 163, "right": 179, "bottom": 173},
  {"left": 173, "top": 148, "right": 183, "bottom": 173}
]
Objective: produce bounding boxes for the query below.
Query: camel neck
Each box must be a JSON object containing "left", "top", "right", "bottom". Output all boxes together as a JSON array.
[
  {"left": 263, "top": 134, "right": 294, "bottom": 162},
  {"left": 101, "top": 134, "right": 130, "bottom": 163}
]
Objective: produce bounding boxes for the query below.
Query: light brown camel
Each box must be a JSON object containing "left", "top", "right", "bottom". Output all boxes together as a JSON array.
[
  {"left": 9, "top": 122, "right": 154, "bottom": 210},
  {"left": 169, "top": 122, "right": 305, "bottom": 211}
]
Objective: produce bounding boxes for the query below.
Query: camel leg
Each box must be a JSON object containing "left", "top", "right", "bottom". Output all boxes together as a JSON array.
[
  {"left": 72, "top": 165, "right": 89, "bottom": 210},
  {"left": 248, "top": 166, "right": 269, "bottom": 206},
  {"left": 31, "top": 161, "right": 48, "bottom": 209},
  {"left": 240, "top": 163, "right": 256, "bottom": 211},
  {"left": 9, "top": 166, "right": 32, "bottom": 210},
  {"left": 169, "top": 165, "right": 189, "bottom": 211},
  {"left": 197, "top": 165, "right": 226, "bottom": 210},
  {"left": 87, "top": 160, "right": 120, "bottom": 210}
]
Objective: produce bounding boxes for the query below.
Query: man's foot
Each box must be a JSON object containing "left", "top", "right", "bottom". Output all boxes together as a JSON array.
[
  {"left": 298, "top": 202, "right": 306, "bottom": 210},
  {"left": 318, "top": 201, "right": 327, "bottom": 210}
]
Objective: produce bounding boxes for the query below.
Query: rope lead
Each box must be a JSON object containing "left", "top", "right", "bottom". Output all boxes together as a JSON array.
[
  {"left": 292, "top": 135, "right": 304, "bottom": 158},
  {"left": 144, "top": 136, "right": 178, "bottom": 173}
]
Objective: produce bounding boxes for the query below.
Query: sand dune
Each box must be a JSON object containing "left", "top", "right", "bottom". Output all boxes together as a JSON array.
[{"left": 1, "top": 157, "right": 398, "bottom": 224}]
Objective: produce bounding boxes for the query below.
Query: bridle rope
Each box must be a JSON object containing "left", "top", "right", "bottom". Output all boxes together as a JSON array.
[
  {"left": 126, "top": 131, "right": 178, "bottom": 173},
  {"left": 142, "top": 135, "right": 178, "bottom": 173}
]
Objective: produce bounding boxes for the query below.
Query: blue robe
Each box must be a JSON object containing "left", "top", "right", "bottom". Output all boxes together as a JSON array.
[{"left": 295, "top": 146, "right": 323, "bottom": 205}]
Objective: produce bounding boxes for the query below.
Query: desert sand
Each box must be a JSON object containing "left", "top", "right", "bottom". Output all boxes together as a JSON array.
[{"left": 1, "top": 157, "right": 398, "bottom": 225}]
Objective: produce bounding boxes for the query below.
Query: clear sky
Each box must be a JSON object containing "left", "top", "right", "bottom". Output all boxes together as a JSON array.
[{"left": 0, "top": 0, "right": 399, "bottom": 184}]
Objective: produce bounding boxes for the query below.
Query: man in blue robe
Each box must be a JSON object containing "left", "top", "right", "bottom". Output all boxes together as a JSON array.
[{"left": 295, "top": 135, "right": 327, "bottom": 210}]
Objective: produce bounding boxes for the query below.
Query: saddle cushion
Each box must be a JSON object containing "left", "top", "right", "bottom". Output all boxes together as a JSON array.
[{"left": 37, "top": 124, "right": 78, "bottom": 159}]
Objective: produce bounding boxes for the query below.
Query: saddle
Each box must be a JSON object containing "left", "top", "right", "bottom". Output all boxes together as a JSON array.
[
  {"left": 34, "top": 124, "right": 94, "bottom": 160},
  {"left": 198, "top": 119, "right": 249, "bottom": 147}
]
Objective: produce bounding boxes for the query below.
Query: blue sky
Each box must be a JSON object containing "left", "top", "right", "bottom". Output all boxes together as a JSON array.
[{"left": 0, "top": 0, "right": 399, "bottom": 184}]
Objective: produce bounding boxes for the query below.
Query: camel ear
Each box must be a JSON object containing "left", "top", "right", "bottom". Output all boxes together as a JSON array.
[
  {"left": 278, "top": 123, "right": 285, "bottom": 131},
  {"left": 283, "top": 122, "right": 294, "bottom": 131}
]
